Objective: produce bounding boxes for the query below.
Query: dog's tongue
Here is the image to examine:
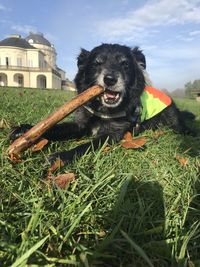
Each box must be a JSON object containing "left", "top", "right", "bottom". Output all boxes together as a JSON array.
[
  {"left": 106, "top": 92, "right": 116, "bottom": 99},
  {"left": 105, "top": 91, "right": 118, "bottom": 99}
]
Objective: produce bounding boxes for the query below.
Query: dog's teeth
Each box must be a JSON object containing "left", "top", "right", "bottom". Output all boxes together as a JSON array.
[
  {"left": 101, "top": 91, "right": 122, "bottom": 107},
  {"left": 104, "top": 92, "right": 119, "bottom": 100}
]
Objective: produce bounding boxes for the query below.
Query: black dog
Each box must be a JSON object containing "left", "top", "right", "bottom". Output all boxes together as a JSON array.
[{"left": 10, "top": 44, "right": 195, "bottom": 167}]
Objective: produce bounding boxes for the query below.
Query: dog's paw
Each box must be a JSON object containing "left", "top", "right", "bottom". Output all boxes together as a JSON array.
[
  {"left": 43, "top": 151, "right": 69, "bottom": 177},
  {"left": 45, "top": 150, "right": 74, "bottom": 169},
  {"left": 50, "top": 150, "right": 74, "bottom": 164},
  {"left": 47, "top": 152, "right": 64, "bottom": 166},
  {"left": 9, "top": 124, "right": 32, "bottom": 141}
]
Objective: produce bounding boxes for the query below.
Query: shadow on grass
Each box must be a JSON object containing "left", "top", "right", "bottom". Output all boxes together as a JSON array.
[
  {"left": 180, "top": 119, "right": 200, "bottom": 266},
  {"left": 90, "top": 119, "right": 200, "bottom": 267},
  {"left": 172, "top": 118, "right": 200, "bottom": 266},
  {"left": 91, "top": 178, "right": 170, "bottom": 267}
]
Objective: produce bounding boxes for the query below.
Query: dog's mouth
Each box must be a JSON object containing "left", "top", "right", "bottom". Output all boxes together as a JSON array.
[{"left": 101, "top": 89, "right": 122, "bottom": 106}]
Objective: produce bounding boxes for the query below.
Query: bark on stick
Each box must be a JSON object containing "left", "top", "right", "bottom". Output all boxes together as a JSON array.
[{"left": 8, "top": 85, "right": 104, "bottom": 156}]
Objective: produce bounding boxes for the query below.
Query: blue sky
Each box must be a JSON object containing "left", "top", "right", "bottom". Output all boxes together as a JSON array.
[{"left": 0, "top": 0, "right": 200, "bottom": 90}]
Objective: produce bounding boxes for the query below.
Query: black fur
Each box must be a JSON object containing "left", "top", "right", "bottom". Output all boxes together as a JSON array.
[{"left": 10, "top": 44, "right": 195, "bottom": 167}]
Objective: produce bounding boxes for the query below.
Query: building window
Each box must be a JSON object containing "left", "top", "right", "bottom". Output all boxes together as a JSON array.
[
  {"left": 6, "top": 57, "right": 11, "bottom": 66},
  {"left": 18, "top": 76, "right": 23, "bottom": 85},
  {"left": 17, "top": 58, "right": 22, "bottom": 66},
  {"left": 39, "top": 60, "right": 44, "bottom": 68},
  {"left": 28, "top": 60, "right": 33, "bottom": 67},
  {"left": 37, "top": 75, "right": 46, "bottom": 88},
  {"left": 14, "top": 74, "right": 23, "bottom": 87}
]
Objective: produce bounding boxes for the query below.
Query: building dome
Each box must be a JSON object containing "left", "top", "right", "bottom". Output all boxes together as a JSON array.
[
  {"left": 25, "top": 32, "right": 51, "bottom": 47},
  {"left": 0, "top": 35, "right": 35, "bottom": 49}
]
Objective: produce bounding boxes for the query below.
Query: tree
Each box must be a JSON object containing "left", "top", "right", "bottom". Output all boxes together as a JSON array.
[{"left": 185, "top": 80, "right": 200, "bottom": 98}]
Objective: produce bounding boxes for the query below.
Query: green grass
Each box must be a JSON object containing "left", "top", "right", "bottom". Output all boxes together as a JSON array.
[{"left": 0, "top": 87, "right": 200, "bottom": 267}]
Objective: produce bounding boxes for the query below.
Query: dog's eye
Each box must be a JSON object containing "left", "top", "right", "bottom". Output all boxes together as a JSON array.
[
  {"left": 94, "top": 57, "right": 103, "bottom": 66},
  {"left": 120, "top": 60, "right": 129, "bottom": 68}
]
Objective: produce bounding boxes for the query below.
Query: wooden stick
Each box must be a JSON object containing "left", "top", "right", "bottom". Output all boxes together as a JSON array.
[{"left": 8, "top": 85, "right": 104, "bottom": 156}]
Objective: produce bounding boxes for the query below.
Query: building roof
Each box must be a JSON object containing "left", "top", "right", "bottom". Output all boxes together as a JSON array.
[
  {"left": 0, "top": 35, "right": 36, "bottom": 49},
  {"left": 26, "top": 32, "right": 51, "bottom": 47}
]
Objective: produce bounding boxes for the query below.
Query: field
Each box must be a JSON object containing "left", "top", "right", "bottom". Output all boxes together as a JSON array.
[{"left": 0, "top": 87, "right": 200, "bottom": 267}]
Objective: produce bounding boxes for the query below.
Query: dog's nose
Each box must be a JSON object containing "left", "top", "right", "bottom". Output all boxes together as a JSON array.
[{"left": 104, "top": 74, "right": 117, "bottom": 86}]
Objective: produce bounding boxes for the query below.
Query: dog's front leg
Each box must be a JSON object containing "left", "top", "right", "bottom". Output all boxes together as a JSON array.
[
  {"left": 47, "top": 132, "right": 123, "bottom": 167},
  {"left": 10, "top": 122, "right": 87, "bottom": 142},
  {"left": 43, "top": 122, "right": 87, "bottom": 141}
]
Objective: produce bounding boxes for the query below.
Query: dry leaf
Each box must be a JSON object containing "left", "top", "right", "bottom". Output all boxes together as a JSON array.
[
  {"left": 176, "top": 155, "right": 189, "bottom": 167},
  {"left": 123, "top": 131, "right": 133, "bottom": 142},
  {"left": 0, "top": 118, "right": 10, "bottom": 129},
  {"left": 10, "top": 153, "right": 21, "bottom": 163},
  {"left": 30, "top": 139, "right": 49, "bottom": 152},
  {"left": 122, "top": 137, "right": 147, "bottom": 149},
  {"left": 98, "top": 230, "right": 106, "bottom": 237},
  {"left": 152, "top": 129, "right": 165, "bottom": 139},
  {"left": 48, "top": 158, "right": 64, "bottom": 175},
  {"left": 103, "top": 145, "right": 111, "bottom": 153},
  {"left": 47, "top": 173, "right": 75, "bottom": 189},
  {"left": 121, "top": 132, "right": 147, "bottom": 149}
]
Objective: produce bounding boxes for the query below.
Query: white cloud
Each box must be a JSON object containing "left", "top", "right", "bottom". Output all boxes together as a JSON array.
[
  {"left": 11, "top": 24, "right": 37, "bottom": 35},
  {"left": 150, "top": 62, "right": 200, "bottom": 90},
  {"left": 150, "top": 43, "right": 200, "bottom": 62},
  {"left": 176, "top": 34, "right": 194, "bottom": 42},
  {"left": 97, "top": 0, "right": 200, "bottom": 40},
  {"left": 0, "top": 4, "right": 10, "bottom": 11},
  {"left": 189, "top": 30, "right": 200, "bottom": 36},
  {"left": 10, "top": 25, "right": 57, "bottom": 42},
  {"left": 142, "top": 39, "right": 200, "bottom": 90}
]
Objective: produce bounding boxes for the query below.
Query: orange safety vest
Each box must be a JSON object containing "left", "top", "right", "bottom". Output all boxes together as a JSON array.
[{"left": 140, "top": 86, "right": 172, "bottom": 122}]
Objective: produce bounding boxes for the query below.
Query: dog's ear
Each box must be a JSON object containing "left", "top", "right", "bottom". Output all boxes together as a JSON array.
[
  {"left": 77, "top": 48, "right": 90, "bottom": 69},
  {"left": 131, "top": 47, "right": 146, "bottom": 70}
]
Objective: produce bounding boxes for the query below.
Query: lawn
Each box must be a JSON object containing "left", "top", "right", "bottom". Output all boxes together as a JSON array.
[{"left": 0, "top": 87, "right": 200, "bottom": 267}]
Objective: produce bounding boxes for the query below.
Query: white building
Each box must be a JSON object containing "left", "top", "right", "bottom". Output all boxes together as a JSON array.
[{"left": 0, "top": 32, "right": 66, "bottom": 89}]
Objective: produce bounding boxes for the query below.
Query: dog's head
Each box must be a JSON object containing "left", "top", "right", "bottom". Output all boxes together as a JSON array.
[{"left": 75, "top": 44, "right": 145, "bottom": 109}]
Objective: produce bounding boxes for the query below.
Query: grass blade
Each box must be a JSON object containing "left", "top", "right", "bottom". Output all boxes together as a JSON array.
[
  {"left": 11, "top": 235, "right": 49, "bottom": 267},
  {"left": 178, "top": 221, "right": 200, "bottom": 266},
  {"left": 121, "top": 230, "right": 154, "bottom": 267},
  {"left": 63, "top": 202, "right": 92, "bottom": 242}
]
